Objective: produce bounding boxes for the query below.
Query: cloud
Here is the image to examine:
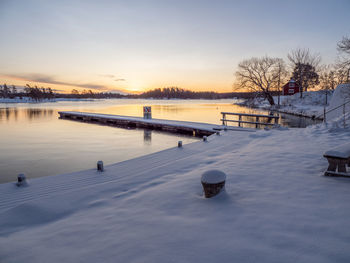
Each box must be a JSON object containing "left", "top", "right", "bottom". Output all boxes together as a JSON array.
[
  {"left": 98, "top": 74, "right": 126, "bottom": 82},
  {"left": 99, "top": 74, "right": 115, "bottom": 78},
  {"left": 2, "top": 73, "right": 126, "bottom": 93}
]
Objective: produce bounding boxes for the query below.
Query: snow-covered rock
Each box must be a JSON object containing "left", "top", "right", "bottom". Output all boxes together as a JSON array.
[{"left": 326, "top": 83, "right": 350, "bottom": 121}]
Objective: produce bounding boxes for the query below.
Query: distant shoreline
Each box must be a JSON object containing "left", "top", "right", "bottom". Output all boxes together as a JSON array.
[{"left": 0, "top": 97, "right": 238, "bottom": 104}]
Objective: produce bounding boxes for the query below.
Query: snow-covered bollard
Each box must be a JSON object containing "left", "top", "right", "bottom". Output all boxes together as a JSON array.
[
  {"left": 178, "top": 141, "right": 182, "bottom": 148},
  {"left": 216, "top": 131, "right": 220, "bottom": 136},
  {"left": 97, "top": 161, "right": 104, "bottom": 172},
  {"left": 203, "top": 136, "right": 207, "bottom": 142},
  {"left": 201, "top": 170, "right": 226, "bottom": 198},
  {"left": 16, "top": 173, "right": 27, "bottom": 187}
]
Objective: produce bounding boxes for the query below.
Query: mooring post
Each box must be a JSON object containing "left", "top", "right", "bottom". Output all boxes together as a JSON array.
[
  {"left": 17, "top": 173, "right": 27, "bottom": 187},
  {"left": 178, "top": 141, "right": 182, "bottom": 148},
  {"left": 97, "top": 161, "right": 104, "bottom": 172},
  {"left": 201, "top": 170, "right": 226, "bottom": 198},
  {"left": 203, "top": 136, "right": 207, "bottom": 142}
]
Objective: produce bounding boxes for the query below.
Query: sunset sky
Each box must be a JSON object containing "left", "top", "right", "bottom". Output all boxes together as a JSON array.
[{"left": 0, "top": 0, "right": 349, "bottom": 94}]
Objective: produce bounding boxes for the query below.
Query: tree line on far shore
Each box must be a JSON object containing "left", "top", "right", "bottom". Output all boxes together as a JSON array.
[
  {"left": 0, "top": 84, "right": 272, "bottom": 101},
  {"left": 0, "top": 84, "right": 55, "bottom": 101}
]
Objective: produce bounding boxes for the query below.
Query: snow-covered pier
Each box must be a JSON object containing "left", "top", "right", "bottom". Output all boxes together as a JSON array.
[{"left": 58, "top": 111, "right": 252, "bottom": 136}]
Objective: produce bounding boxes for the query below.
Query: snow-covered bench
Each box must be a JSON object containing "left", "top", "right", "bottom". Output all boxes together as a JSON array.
[{"left": 323, "top": 144, "right": 350, "bottom": 177}]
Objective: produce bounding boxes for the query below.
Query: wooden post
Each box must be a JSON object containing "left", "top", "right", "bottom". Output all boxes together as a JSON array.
[
  {"left": 238, "top": 114, "right": 242, "bottom": 127},
  {"left": 256, "top": 116, "right": 259, "bottom": 128},
  {"left": 222, "top": 113, "right": 226, "bottom": 125},
  {"left": 324, "top": 107, "right": 326, "bottom": 122},
  {"left": 97, "top": 161, "right": 104, "bottom": 172},
  {"left": 201, "top": 170, "right": 226, "bottom": 198}
]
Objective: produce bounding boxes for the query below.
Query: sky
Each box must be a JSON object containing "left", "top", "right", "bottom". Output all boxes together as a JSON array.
[{"left": 0, "top": 0, "right": 349, "bottom": 94}]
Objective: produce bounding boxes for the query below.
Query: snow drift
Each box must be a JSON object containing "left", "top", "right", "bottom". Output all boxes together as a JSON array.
[{"left": 326, "top": 83, "right": 350, "bottom": 121}]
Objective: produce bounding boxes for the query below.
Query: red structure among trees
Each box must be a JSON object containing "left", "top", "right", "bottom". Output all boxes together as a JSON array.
[{"left": 282, "top": 79, "right": 300, "bottom": 95}]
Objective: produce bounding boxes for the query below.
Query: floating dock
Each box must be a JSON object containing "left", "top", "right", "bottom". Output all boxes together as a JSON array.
[{"left": 58, "top": 111, "right": 252, "bottom": 137}]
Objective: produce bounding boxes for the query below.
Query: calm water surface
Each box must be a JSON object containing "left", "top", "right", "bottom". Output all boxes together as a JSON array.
[{"left": 0, "top": 99, "right": 319, "bottom": 183}]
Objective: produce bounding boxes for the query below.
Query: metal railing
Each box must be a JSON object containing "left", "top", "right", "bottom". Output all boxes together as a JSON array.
[
  {"left": 318, "top": 100, "right": 350, "bottom": 126},
  {"left": 221, "top": 112, "right": 279, "bottom": 128}
]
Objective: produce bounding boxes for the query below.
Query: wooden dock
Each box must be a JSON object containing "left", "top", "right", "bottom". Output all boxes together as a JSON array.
[{"left": 58, "top": 111, "right": 252, "bottom": 137}]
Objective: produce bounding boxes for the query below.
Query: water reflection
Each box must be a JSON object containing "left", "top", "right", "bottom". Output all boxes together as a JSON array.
[
  {"left": 143, "top": 129, "right": 152, "bottom": 144},
  {"left": 0, "top": 107, "right": 17, "bottom": 121},
  {"left": 0, "top": 108, "right": 54, "bottom": 122},
  {"left": 26, "top": 108, "right": 54, "bottom": 120}
]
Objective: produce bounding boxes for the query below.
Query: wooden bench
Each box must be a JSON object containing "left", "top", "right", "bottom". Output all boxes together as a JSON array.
[{"left": 323, "top": 143, "right": 350, "bottom": 177}]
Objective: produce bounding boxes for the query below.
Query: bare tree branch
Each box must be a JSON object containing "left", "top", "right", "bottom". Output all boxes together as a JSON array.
[{"left": 235, "top": 56, "right": 286, "bottom": 106}]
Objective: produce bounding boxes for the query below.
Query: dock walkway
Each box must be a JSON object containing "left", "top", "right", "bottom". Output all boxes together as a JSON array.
[{"left": 58, "top": 111, "right": 253, "bottom": 136}]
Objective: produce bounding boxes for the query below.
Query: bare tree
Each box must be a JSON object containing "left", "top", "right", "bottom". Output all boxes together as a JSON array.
[
  {"left": 235, "top": 56, "right": 286, "bottom": 106},
  {"left": 320, "top": 65, "right": 337, "bottom": 91},
  {"left": 338, "top": 36, "right": 350, "bottom": 55},
  {"left": 336, "top": 36, "right": 350, "bottom": 82},
  {"left": 275, "top": 59, "right": 288, "bottom": 106},
  {"left": 287, "top": 48, "right": 321, "bottom": 98}
]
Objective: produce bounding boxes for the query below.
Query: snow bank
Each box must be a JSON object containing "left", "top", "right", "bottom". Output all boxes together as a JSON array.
[
  {"left": 236, "top": 91, "right": 329, "bottom": 119},
  {"left": 279, "top": 91, "right": 328, "bottom": 118},
  {"left": 1, "top": 123, "right": 350, "bottom": 262},
  {"left": 326, "top": 83, "right": 350, "bottom": 121}
]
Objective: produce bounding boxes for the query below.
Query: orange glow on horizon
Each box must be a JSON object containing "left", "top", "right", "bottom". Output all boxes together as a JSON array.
[{"left": 0, "top": 74, "right": 235, "bottom": 94}]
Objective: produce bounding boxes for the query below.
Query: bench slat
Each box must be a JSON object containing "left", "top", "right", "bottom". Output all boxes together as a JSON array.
[{"left": 324, "top": 143, "right": 350, "bottom": 159}]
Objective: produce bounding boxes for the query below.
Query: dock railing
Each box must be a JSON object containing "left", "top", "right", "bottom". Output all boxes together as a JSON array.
[{"left": 221, "top": 112, "right": 279, "bottom": 128}]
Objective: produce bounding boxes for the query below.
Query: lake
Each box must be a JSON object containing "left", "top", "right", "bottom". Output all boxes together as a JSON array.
[{"left": 0, "top": 99, "right": 319, "bottom": 183}]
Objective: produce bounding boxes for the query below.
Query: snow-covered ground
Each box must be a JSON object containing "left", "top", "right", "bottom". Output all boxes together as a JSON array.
[
  {"left": 237, "top": 91, "right": 330, "bottom": 119},
  {"left": 278, "top": 91, "right": 330, "bottom": 118},
  {"left": 1, "top": 113, "right": 350, "bottom": 262}
]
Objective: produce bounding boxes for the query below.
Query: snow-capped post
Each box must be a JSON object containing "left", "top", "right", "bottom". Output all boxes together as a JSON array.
[
  {"left": 16, "top": 173, "right": 27, "bottom": 187},
  {"left": 216, "top": 131, "right": 220, "bottom": 136},
  {"left": 97, "top": 161, "right": 104, "bottom": 172},
  {"left": 201, "top": 170, "right": 226, "bottom": 198},
  {"left": 178, "top": 141, "right": 182, "bottom": 148},
  {"left": 203, "top": 136, "right": 207, "bottom": 142},
  {"left": 143, "top": 106, "right": 152, "bottom": 119}
]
